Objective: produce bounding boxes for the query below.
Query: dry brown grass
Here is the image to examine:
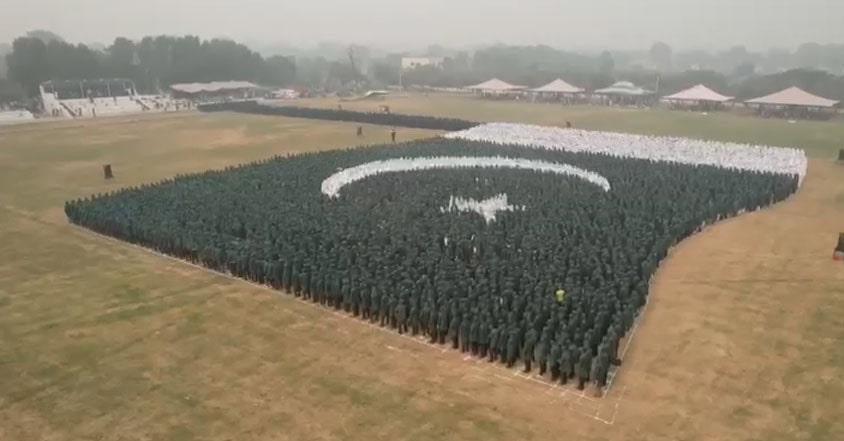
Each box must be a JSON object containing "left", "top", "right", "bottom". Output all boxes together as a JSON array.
[{"left": 1, "top": 104, "right": 843, "bottom": 441}]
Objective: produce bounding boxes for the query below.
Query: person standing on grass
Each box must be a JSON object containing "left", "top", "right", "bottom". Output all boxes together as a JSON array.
[
  {"left": 488, "top": 325, "right": 500, "bottom": 362},
  {"left": 447, "top": 314, "right": 460, "bottom": 349},
  {"left": 380, "top": 293, "right": 390, "bottom": 327},
  {"left": 351, "top": 281, "right": 361, "bottom": 317},
  {"left": 459, "top": 314, "right": 471, "bottom": 352},
  {"left": 360, "top": 285, "right": 371, "bottom": 320},
  {"left": 370, "top": 285, "right": 381, "bottom": 323},
  {"left": 607, "top": 325, "right": 621, "bottom": 366},
  {"left": 357, "top": 126, "right": 363, "bottom": 136},
  {"left": 469, "top": 318, "right": 480, "bottom": 355},
  {"left": 505, "top": 326, "right": 520, "bottom": 368},
  {"left": 534, "top": 336, "right": 548, "bottom": 376},
  {"left": 391, "top": 128, "right": 396, "bottom": 143},
  {"left": 437, "top": 306, "right": 449, "bottom": 345},
  {"left": 478, "top": 319, "right": 490, "bottom": 358},
  {"left": 387, "top": 294, "right": 397, "bottom": 328},
  {"left": 396, "top": 301, "right": 407, "bottom": 334},
  {"left": 409, "top": 301, "right": 420, "bottom": 335},
  {"left": 576, "top": 346, "right": 592, "bottom": 390},
  {"left": 549, "top": 341, "right": 561, "bottom": 380},
  {"left": 522, "top": 326, "right": 538, "bottom": 373},
  {"left": 428, "top": 304, "right": 439, "bottom": 343},
  {"left": 561, "top": 346, "right": 574, "bottom": 384},
  {"left": 592, "top": 343, "right": 611, "bottom": 390}
]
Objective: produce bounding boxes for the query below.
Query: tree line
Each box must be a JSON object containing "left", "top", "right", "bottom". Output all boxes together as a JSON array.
[
  {"left": 5, "top": 31, "right": 844, "bottom": 103},
  {"left": 4, "top": 33, "right": 296, "bottom": 97}
]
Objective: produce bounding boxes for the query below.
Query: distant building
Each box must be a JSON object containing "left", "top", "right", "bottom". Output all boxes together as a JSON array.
[{"left": 401, "top": 57, "right": 445, "bottom": 71}]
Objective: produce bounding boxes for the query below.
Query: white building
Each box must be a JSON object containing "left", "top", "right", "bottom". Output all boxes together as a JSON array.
[{"left": 401, "top": 57, "right": 445, "bottom": 70}]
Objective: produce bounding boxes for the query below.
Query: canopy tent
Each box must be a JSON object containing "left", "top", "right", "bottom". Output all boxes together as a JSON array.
[
  {"left": 465, "top": 78, "right": 526, "bottom": 92},
  {"left": 663, "top": 84, "right": 732, "bottom": 102},
  {"left": 593, "top": 81, "right": 653, "bottom": 96},
  {"left": 744, "top": 86, "right": 838, "bottom": 108},
  {"left": 170, "top": 81, "right": 258, "bottom": 94},
  {"left": 530, "top": 79, "right": 584, "bottom": 94}
]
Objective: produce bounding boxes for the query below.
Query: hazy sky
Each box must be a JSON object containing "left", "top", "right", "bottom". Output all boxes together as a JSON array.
[{"left": 2, "top": 0, "right": 843, "bottom": 51}]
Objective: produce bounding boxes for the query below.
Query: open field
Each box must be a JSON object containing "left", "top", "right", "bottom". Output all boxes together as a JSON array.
[{"left": 1, "top": 102, "right": 844, "bottom": 441}]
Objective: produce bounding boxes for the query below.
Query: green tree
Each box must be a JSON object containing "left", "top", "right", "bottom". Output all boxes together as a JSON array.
[
  {"left": 262, "top": 55, "right": 296, "bottom": 86},
  {"left": 597, "top": 51, "right": 615, "bottom": 74},
  {"left": 649, "top": 42, "right": 673, "bottom": 70},
  {"left": 6, "top": 37, "right": 50, "bottom": 96}
]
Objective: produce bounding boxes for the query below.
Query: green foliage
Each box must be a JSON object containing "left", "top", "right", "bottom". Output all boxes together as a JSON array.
[
  {"left": 198, "top": 101, "right": 478, "bottom": 130},
  {"left": 4, "top": 34, "right": 297, "bottom": 96},
  {"left": 734, "top": 69, "right": 844, "bottom": 100},
  {"left": 65, "top": 138, "right": 797, "bottom": 379}
]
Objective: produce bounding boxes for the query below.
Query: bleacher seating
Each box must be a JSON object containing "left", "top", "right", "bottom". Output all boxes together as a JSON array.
[
  {"left": 0, "top": 110, "right": 35, "bottom": 125},
  {"left": 44, "top": 94, "right": 182, "bottom": 119}
]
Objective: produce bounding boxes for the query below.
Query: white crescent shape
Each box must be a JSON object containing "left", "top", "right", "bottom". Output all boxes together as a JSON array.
[{"left": 321, "top": 156, "right": 611, "bottom": 198}]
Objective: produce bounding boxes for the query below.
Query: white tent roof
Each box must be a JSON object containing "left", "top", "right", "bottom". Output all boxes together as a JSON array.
[
  {"left": 465, "top": 78, "right": 526, "bottom": 91},
  {"left": 593, "top": 81, "right": 653, "bottom": 96},
  {"left": 663, "top": 84, "right": 733, "bottom": 102},
  {"left": 530, "top": 78, "right": 584, "bottom": 94},
  {"left": 745, "top": 86, "right": 838, "bottom": 108},
  {"left": 170, "top": 81, "right": 258, "bottom": 94}
]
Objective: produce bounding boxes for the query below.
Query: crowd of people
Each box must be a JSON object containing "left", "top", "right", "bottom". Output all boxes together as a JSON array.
[
  {"left": 65, "top": 130, "right": 800, "bottom": 395},
  {"left": 445, "top": 123, "right": 807, "bottom": 185}
]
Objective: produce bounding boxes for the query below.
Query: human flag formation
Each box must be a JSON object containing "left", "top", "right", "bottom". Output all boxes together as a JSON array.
[{"left": 65, "top": 123, "right": 804, "bottom": 391}]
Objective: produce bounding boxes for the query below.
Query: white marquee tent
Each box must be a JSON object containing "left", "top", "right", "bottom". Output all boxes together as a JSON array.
[
  {"left": 663, "top": 84, "right": 733, "bottom": 103},
  {"left": 744, "top": 86, "right": 838, "bottom": 108},
  {"left": 465, "top": 78, "right": 526, "bottom": 92},
  {"left": 530, "top": 79, "right": 584, "bottom": 94}
]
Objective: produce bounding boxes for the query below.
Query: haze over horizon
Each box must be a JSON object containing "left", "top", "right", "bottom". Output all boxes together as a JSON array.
[{"left": 2, "top": 0, "right": 843, "bottom": 51}]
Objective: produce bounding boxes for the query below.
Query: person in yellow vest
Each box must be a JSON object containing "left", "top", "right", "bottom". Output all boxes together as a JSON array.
[{"left": 555, "top": 288, "right": 565, "bottom": 303}]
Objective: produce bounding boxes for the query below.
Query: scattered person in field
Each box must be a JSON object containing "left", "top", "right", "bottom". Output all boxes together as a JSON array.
[
  {"left": 391, "top": 129, "right": 396, "bottom": 143},
  {"left": 357, "top": 126, "right": 363, "bottom": 136}
]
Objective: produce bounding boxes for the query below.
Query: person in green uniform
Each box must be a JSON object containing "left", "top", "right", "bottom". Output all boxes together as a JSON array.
[
  {"left": 534, "top": 337, "right": 548, "bottom": 376},
  {"left": 488, "top": 326, "right": 500, "bottom": 362},
  {"left": 522, "top": 327, "right": 538, "bottom": 373},
  {"left": 478, "top": 320, "right": 490, "bottom": 358},
  {"left": 447, "top": 314, "right": 460, "bottom": 349},
  {"left": 549, "top": 342, "right": 561, "bottom": 380},
  {"left": 592, "top": 343, "right": 611, "bottom": 390},
  {"left": 469, "top": 319, "right": 480, "bottom": 355},
  {"left": 370, "top": 286, "right": 381, "bottom": 323},
  {"left": 409, "top": 302, "right": 420, "bottom": 335},
  {"left": 576, "top": 346, "right": 592, "bottom": 390},
  {"left": 560, "top": 346, "right": 573, "bottom": 384},
  {"left": 428, "top": 305, "right": 438, "bottom": 343},
  {"left": 396, "top": 302, "right": 407, "bottom": 334},
  {"left": 436, "top": 308, "right": 449, "bottom": 345},
  {"left": 459, "top": 316, "right": 471, "bottom": 353},
  {"left": 506, "top": 327, "right": 520, "bottom": 368}
]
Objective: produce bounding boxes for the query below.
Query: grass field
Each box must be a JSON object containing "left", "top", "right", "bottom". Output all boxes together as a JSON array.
[{"left": 1, "top": 100, "right": 843, "bottom": 441}]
